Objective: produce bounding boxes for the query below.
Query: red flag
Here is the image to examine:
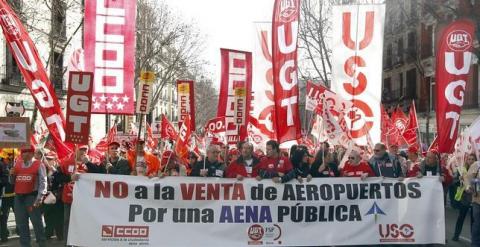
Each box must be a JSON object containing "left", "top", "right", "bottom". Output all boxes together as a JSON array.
[
  {"left": 381, "top": 106, "right": 401, "bottom": 146},
  {"left": 106, "top": 123, "right": 117, "bottom": 144},
  {"left": 428, "top": 136, "right": 439, "bottom": 152},
  {"left": 65, "top": 72, "right": 93, "bottom": 145},
  {"left": 85, "top": 0, "right": 136, "bottom": 114},
  {"left": 161, "top": 115, "right": 178, "bottom": 140},
  {"left": 403, "top": 101, "right": 419, "bottom": 147},
  {"left": 218, "top": 49, "right": 252, "bottom": 146},
  {"left": 435, "top": 19, "right": 475, "bottom": 153},
  {"left": 272, "top": 0, "right": 302, "bottom": 144},
  {"left": 177, "top": 80, "right": 196, "bottom": 130},
  {"left": 0, "top": 1, "right": 71, "bottom": 156},
  {"left": 145, "top": 123, "right": 158, "bottom": 150},
  {"left": 175, "top": 115, "right": 192, "bottom": 163},
  {"left": 391, "top": 107, "right": 409, "bottom": 135}
]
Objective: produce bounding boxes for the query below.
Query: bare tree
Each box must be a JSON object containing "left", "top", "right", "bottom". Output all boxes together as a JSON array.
[
  {"left": 298, "top": 0, "right": 333, "bottom": 86},
  {"left": 135, "top": 0, "right": 206, "bottom": 113}
]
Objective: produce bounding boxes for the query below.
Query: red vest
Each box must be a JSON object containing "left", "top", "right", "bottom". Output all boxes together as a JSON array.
[
  {"left": 59, "top": 155, "right": 86, "bottom": 204},
  {"left": 14, "top": 160, "right": 41, "bottom": 195}
]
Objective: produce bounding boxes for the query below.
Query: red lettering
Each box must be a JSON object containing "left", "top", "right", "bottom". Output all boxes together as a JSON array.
[
  {"left": 180, "top": 183, "right": 194, "bottom": 200},
  {"left": 342, "top": 11, "right": 374, "bottom": 50},
  {"left": 195, "top": 183, "right": 206, "bottom": 200},
  {"left": 95, "top": 181, "right": 111, "bottom": 198}
]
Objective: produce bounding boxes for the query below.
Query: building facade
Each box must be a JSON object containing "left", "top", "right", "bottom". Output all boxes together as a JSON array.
[{"left": 382, "top": 0, "right": 480, "bottom": 144}]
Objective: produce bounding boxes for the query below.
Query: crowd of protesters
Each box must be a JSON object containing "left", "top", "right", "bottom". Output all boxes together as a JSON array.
[{"left": 0, "top": 138, "right": 479, "bottom": 247}]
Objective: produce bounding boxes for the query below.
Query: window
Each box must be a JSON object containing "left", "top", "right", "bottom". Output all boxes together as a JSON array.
[
  {"left": 50, "top": 51, "right": 64, "bottom": 90},
  {"left": 399, "top": 72, "right": 404, "bottom": 97},
  {"left": 421, "top": 24, "right": 433, "bottom": 59},
  {"left": 396, "top": 38, "right": 404, "bottom": 64},
  {"left": 407, "top": 32, "right": 416, "bottom": 61},
  {"left": 51, "top": 0, "right": 67, "bottom": 40},
  {"left": 406, "top": 68, "right": 417, "bottom": 99},
  {"left": 5, "top": 47, "right": 22, "bottom": 86},
  {"left": 385, "top": 44, "right": 393, "bottom": 69}
]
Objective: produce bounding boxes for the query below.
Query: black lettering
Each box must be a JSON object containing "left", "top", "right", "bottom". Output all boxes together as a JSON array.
[
  {"left": 291, "top": 206, "right": 303, "bottom": 222},
  {"left": 333, "top": 184, "right": 345, "bottom": 200},
  {"left": 295, "top": 184, "right": 306, "bottom": 201},
  {"left": 143, "top": 208, "right": 156, "bottom": 222},
  {"left": 369, "top": 183, "right": 381, "bottom": 199},
  {"left": 381, "top": 183, "right": 393, "bottom": 199},
  {"left": 128, "top": 204, "right": 142, "bottom": 222},
  {"left": 265, "top": 186, "right": 277, "bottom": 200},
  {"left": 282, "top": 184, "right": 295, "bottom": 200},
  {"left": 319, "top": 184, "right": 333, "bottom": 201},
  {"left": 407, "top": 182, "right": 421, "bottom": 198},
  {"left": 251, "top": 184, "right": 263, "bottom": 200},
  {"left": 346, "top": 184, "right": 359, "bottom": 200},
  {"left": 306, "top": 185, "right": 319, "bottom": 200},
  {"left": 305, "top": 206, "right": 317, "bottom": 222},
  {"left": 394, "top": 182, "right": 407, "bottom": 199},
  {"left": 278, "top": 206, "right": 289, "bottom": 222},
  {"left": 350, "top": 205, "right": 362, "bottom": 221},
  {"left": 336, "top": 205, "right": 348, "bottom": 221},
  {"left": 359, "top": 183, "right": 369, "bottom": 199},
  {"left": 162, "top": 186, "right": 174, "bottom": 200},
  {"left": 202, "top": 208, "right": 214, "bottom": 223},
  {"left": 135, "top": 186, "right": 148, "bottom": 199}
]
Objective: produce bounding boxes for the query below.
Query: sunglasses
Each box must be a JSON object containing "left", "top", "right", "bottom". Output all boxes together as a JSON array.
[
  {"left": 374, "top": 149, "right": 380, "bottom": 152},
  {"left": 348, "top": 157, "right": 355, "bottom": 160}
]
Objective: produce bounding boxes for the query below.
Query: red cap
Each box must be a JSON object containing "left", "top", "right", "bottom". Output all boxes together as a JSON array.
[
  {"left": 228, "top": 148, "right": 240, "bottom": 156},
  {"left": 108, "top": 141, "right": 121, "bottom": 147},
  {"left": 79, "top": 144, "right": 89, "bottom": 150},
  {"left": 45, "top": 151, "right": 57, "bottom": 159},
  {"left": 20, "top": 145, "right": 35, "bottom": 154},
  {"left": 408, "top": 146, "right": 418, "bottom": 154}
]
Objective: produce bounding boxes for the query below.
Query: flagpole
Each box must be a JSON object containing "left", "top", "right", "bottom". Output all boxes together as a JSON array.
[{"left": 133, "top": 113, "right": 144, "bottom": 175}]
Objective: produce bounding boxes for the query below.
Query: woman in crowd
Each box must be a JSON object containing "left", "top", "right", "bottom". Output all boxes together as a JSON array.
[{"left": 451, "top": 153, "right": 476, "bottom": 241}]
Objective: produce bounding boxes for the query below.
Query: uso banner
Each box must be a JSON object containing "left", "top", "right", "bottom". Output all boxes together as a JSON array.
[
  {"left": 272, "top": 0, "right": 302, "bottom": 144},
  {"left": 85, "top": 0, "right": 136, "bottom": 114},
  {"left": 0, "top": 1, "right": 71, "bottom": 155},
  {"left": 65, "top": 72, "right": 93, "bottom": 144},
  {"left": 177, "top": 80, "right": 196, "bottom": 130},
  {"left": 69, "top": 175, "right": 445, "bottom": 246},
  {"left": 331, "top": 4, "right": 385, "bottom": 145},
  {"left": 435, "top": 19, "right": 475, "bottom": 153},
  {"left": 251, "top": 22, "right": 276, "bottom": 147},
  {"left": 218, "top": 49, "right": 252, "bottom": 145}
]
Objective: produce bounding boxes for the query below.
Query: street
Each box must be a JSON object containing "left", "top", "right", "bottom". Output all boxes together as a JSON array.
[{"left": 0, "top": 205, "right": 472, "bottom": 247}]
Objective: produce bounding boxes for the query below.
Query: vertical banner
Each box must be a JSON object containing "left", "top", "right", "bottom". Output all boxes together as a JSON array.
[
  {"left": 65, "top": 72, "right": 94, "bottom": 144},
  {"left": 331, "top": 4, "right": 385, "bottom": 146},
  {"left": 174, "top": 115, "right": 191, "bottom": 162},
  {"left": 272, "top": 0, "right": 302, "bottom": 144},
  {"left": 218, "top": 49, "right": 252, "bottom": 146},
  {"left": 435, "top": 19, "right": 475, "bottom": 153},
  {"left": 0, "top": 1, "right": 71, "bottom": 155},
  {"left": 136, "top": 72, "right": 155, "bottom": 114},
  {"left": 177, "top": 80, "right": 196, "bottom": 130},
  {"left": 251, "top": 22, "right": 276, "bottom": 147},
  {"left": 85, "top": 0, "right": 136, "bottom": 114}
]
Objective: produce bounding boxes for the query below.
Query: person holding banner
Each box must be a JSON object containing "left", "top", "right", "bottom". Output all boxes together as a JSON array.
[
  {"left": 191, "top": 145, "right": 225, "bottom": 178},
  {"left": 11, "top": 145, "right": 47, "bottom": 247},
  {"left": 412, "top": 151, "right": 451, "bottom": 183},
  {"left": 226, "top": 142, "right": 260, "bottom": 180},
  {"left": 158, "top": 151, "right": 187, "bottom": 177},
  {"left": 465, "top": 156, "right": 480, "bottom": 246},
  {"left": 287, "top": 147, "right": 313, "bottom": 183},
  {"left": 43, "top": 151, "right": 64, "bottom": 241},
  {"left": 406, "top": 146, "right": 423, "bottom": 177},
  {"left": 127, "top": 140, "right": 160, "bottom": 177},
  {"left": 341, "top": 150, "right": 375, "bottom": 179},
  {"left": 104, "top": 141, "right": 131, "bottom": 175},
  {"left": 369, "top": 143, "right": 404, "bottom": 179},
  {"left": 256, "top": 140, "right": 293, "bottom": 183}
]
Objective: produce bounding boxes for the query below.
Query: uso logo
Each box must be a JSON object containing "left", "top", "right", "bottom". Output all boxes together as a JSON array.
[
  {"left": 379, "top": 224, "right": 415, "bottom": 242},
  {"left": 447, "top": 30, "right": 472, "bottom": 51},
  {"left": 248, "top": 224, "right": 264, "bottom": 241}
]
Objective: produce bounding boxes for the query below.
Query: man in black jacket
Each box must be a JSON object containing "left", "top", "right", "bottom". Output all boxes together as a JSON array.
[
  {"left": 369, "top": 143, "right": 404, "bottom": 178},
  {"left": 190, "top": 144, "right": 226, "bottom": 178},
  {"left": 104, "top": 142, "right": 131, "bottom": 175},
  {"left": 0, "top": 152, "right": 12, "bottom": 243}
]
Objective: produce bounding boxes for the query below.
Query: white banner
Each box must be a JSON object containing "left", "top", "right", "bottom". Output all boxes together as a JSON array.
[
  {"left": 69, "top": 174, "right": 445, "bottom": 247},
  {"left": 331, "top": 4, "right": 385, "bottom": 145},
  {"left": 250, "top": 22, "right": 276, "bottom": 149},
  {"left": 136, "top": 80, "right": 153, "bottom": 114}
]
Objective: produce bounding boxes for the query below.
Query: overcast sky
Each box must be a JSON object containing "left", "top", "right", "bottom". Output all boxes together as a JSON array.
[{"left": 164, "top": 0, "right": 275, "bottom": 84}]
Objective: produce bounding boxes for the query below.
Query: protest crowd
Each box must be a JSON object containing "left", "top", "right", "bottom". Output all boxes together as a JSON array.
[{"left": 0, "top": 135, "right": 479, "bottom": 247}]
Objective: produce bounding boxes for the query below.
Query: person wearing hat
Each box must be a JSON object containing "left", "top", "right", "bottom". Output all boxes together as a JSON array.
[
  {"left": 56, "top": 144, "right": 106, "bottom": 244},
  {"left": 158, "top": 151, "right": 187, "bottom": 177},
  {"left": 227, "top": 148, "right": 240, "bottom": 165},
  {"left": 104, "top": 141, "right": 131, "bottom": 175},
  {"left": 11, "top": 145, "right": 47, "bottom": 247},
  {"left": 43, "top": 151, "right": 64, "bottom": 241},
  {"left": 406, "top": 146, "right": 423, "bottom": 177},
  {"left": 226, "top": 142, "right": 261, "bottom": 180},
  {"left": 127, "top": 139, "right": 160, "bottom": 177},
  {"left": 388, "top": 143, "right": 407, "bottom": 176}
]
